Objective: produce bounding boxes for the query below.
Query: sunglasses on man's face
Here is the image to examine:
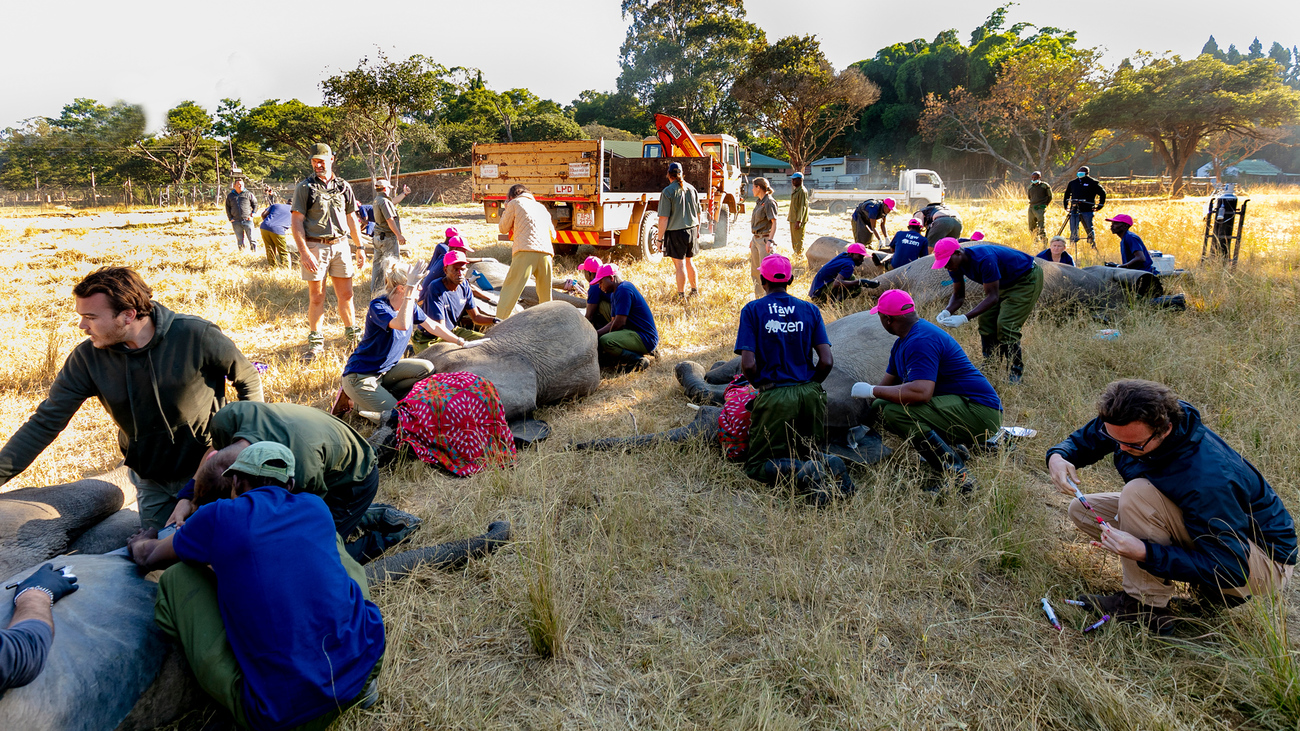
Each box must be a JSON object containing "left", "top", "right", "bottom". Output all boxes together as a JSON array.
[{"left": 1100, "top": 423, "right": 1164, "bottom": 451}]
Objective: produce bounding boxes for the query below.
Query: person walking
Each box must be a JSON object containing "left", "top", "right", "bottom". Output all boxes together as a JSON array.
[
  {"left": 748, "top": 177, "right": 779, "bottom": 298},
  {"left": 369, "top": 179, "right": 407, "bottom": 292},
  {"left": 225, "top": 179, "right": 258, "bottom": 252},
  {"left": 851, "top": 198, "right": 894, "bottom": 247},
  {"left": 1026, "top": 171, "right": 1052, "bottom": 243},
  {"left": 1062, "top": 165, "right": 1107, "bottom": 247},
  {"left": 496, "top": 184, "right": 556, "bottom": 319},
  {"left": 788, "top": 172, "right": 810, "bottom": 257},
  {"left": 257, "top": 191, "right": 293, "bottom": 268},
  {"left": 0, "top": 267, "right": 263, "bottom": 529},
  {"left": 291, "top": 143, "right": 367, "bottom": 360},
  {"left": 657, "top": 162, "right": 701, "bottom": 299}
]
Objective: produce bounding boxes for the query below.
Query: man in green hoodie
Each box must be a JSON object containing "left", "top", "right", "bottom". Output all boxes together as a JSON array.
[{"left": 0, "top": 267, "right": 263, "bottom": 529}]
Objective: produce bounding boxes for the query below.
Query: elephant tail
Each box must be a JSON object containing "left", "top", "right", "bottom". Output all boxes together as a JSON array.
[
  {"left": 365, "top": 521, "right": 511, "bottom": 584},
  {"left": 676, "top": 362, "right": 727, "bottom": 406},
  {"left": 571, "top": 406, "right": 722, "bottom": 451}
]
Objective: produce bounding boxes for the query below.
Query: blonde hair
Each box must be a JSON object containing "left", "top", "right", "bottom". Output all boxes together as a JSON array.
[
  {"left": 1049, "top": 236, "right": 1067, "bottom": 246},
  {"left": 383, "top": 261, "right": 413, "bottom": 294}
]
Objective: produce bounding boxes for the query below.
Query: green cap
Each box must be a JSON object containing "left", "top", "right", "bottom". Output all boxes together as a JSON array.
[
  {"left": 224, "top": 441, "right": 295, "bottom": 483},
  {"left": 310, "top": 143, "right": 333, "bottom": 160}
]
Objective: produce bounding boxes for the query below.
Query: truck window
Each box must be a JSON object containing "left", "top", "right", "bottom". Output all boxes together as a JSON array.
[
  {"left": 643, "top": 143, "right": 663, "bottom": 158},
  {"left": 915, "top": 173, "right": 933, "bottom": 186},
  {"left": 726, "top": 144, "right": 739, "bottom": 168},
  {"left": 703, "top": 143, "right": 721, "bottom": 162}
]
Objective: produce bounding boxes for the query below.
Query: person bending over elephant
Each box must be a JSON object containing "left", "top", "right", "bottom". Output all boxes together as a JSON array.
[
  {"left": 851, "top": 290, "right": 1001, "bottom": 493},
  {"left": 129, "top": 442, "right": 385, "bottom": 731},
  {"left": 591, "top": 264, "right": 659, "bottom": 373},
  {"left": 917, "top": 203, "right": 962, "bottom": 246},
  {"left": 571, "top": 256, "right": 613, "bottom": 329},
  {"left": 737, "top": 255, "right": 853, "bottom": 503},
  {"left": 808, "top": 242, "right": 879, "bottom": 304},
  {"left": 1, "top": 564, "right": 78, "bottom": 691},
  {"left": 0, "top": 267, "right": 263, "bottom": 530},
  {"left": 413, "top": 251, "right": 499, "bottom": 349}
]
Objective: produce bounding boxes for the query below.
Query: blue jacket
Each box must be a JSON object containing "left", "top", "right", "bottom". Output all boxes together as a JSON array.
[{"left": 1046, "top": 402, "right": 1296, "bottom": 589}]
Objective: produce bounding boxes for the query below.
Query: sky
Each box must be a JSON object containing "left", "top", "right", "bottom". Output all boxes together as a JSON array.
[{"left": 2, "top": 0, "right": 1293, "bottom": 131}]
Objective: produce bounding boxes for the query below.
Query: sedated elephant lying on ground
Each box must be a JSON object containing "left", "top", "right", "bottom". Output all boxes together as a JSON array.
[
  {"left": 805, "top": 236, "right": 889, "bottom": 277},
  {"left": 467, "top": 260, "right": 588, "bottom": 317}
]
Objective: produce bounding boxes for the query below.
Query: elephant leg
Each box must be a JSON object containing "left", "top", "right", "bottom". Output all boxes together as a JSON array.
[
  {"left": 675, "top": 361, "right": 727, "bottom": 406},
  {"left": 365, "top": 521, "right": 512, "bottom": 584},
  {"left": 571, "top": 407, "right": 722, "bottom": 452}
]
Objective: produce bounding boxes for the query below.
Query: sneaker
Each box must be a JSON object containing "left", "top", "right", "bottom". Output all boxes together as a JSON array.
[
  {"left": 303, "top": 331, "right": 325, "bottom": 361},
  {"left": 1078, "top": 590, "right": 1176, "bottom": 635},
  {"left": 688, "top": 287, "right": 699, "bottom": 298},
  {"left": 344, "top": 325, "right": 362, "bottom": 344}
]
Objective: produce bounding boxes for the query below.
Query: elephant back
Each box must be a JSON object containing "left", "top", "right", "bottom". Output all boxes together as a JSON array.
[
  {"left": 805, "top": 236, "right": 886, "bottom": 279},
  {"left": 0, "top": 467, "right": 135, "bottom": 577}
]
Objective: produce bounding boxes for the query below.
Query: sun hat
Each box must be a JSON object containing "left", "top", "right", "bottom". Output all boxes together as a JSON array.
[
  {"left": 374, "top": 178, "right": 391, "bottom": 190},
  {"left": 758, "top": 254, "right": 793, "bottom": 283},
  {"left": 869, "top": 289, "right": 917, "bottom": 316},
  {"left": 845, "top": 243, "right": 869, "bottom": 255},
  {"left": 578, "top": 256, "right": 602, "bottom": 274},
  {"left": 592, "top": 263, "right": 620, "bottom": 284},
  {"left": 932, "top": 238, "right": 961, "bottom": 269},
  {"left": 225, "top": 442, "right": 295, "bottom": 483}
]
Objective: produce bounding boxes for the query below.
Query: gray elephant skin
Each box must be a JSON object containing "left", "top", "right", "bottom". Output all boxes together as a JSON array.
[
  {"left": 0, "top": 467, "right": 137, "bottom": 578},
  {"left": 416, "top": 300, "right": 601, "bottom": 423},
  {"left": 805, "top": 236, "right": 889, "bottom": 277}
]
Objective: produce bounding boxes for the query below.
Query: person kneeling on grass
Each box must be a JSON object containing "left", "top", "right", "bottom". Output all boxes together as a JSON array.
[
  {"left": 872, "top": 218, "right": 929, "bottom": 270},
  {"left": 851, "top": 289, "right": 1001, "bottom": 494},
  {"left": 129, "top": 442, "right": 385, "bottom": 731},
  {"left": 1047, "top": 379, "right": 1297, "bottom": 634},
  {"left": 736, "top": 254, "right": 853, "bottom": 504},
  {"left": 591, "top": 263, "right": 659, "bottom": 373},
  {"left": 413, "top": 251, "right": 498, "bottom": 349},
  {"left": 570, "top": 256, "right": 614, "bottom": 329},
  {"left": 809, "top": 243, "right": 879, "bottom": 304},
  {"left": 1103, "top": 213, "right": 1156, "bottom": 274}
]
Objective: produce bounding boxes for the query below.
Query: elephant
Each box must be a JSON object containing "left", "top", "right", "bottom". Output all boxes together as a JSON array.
[
  {"left": 0, "top": 467, "right": 137, "bottom": 578},
  {"left": 414, "top": 300, "right": 601, "bottom": 424}
]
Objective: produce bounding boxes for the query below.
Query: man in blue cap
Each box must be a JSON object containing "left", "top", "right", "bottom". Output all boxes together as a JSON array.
[
  {"left": 657, "top": 161, "right": 701, "bottom": 299},
  {"left": 788, "top": 172, "right": 810, "bottom": 256}
]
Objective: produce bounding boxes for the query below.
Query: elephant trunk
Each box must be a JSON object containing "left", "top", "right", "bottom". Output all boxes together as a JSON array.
[
  {"left": 365, "top": 521, "right": 511, "bottom": 584},
  {"left": 676, "top": 361, "right": 728, "bottom": 406},
  {"left": 571, "top": 406, "right": 722, "bottom": 451}
]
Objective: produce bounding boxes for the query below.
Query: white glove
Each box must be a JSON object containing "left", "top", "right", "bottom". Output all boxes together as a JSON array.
[
  {"left": 851, "top": 382, "right": 876, "bottom": 399},
  {"left": 461, "top": 337, "right": 490, "bottom": 348},
  {"left": 939, "top": 314, "right": 968, "bottom": 328},
  {"left": 936, "top": 309, "right": 951, "bottom": 324},
  {"left": 405, "top": 260, "right": 427, "bottom": 288}
]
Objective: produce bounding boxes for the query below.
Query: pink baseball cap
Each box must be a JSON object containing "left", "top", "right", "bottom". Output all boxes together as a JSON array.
[
  {"left": 845, "top": 243, "right": 868, "bottom": 256},
  {"left": 758, "top": 254, "right": 793, "bottom": 283},
  {"left": 1105, "top": 213, "right": 1134, "bottom": 225},
  {"left": 445, "top": 226, "right": 460, "bottom": 238},
  {"left": 443, "top": 250, "right": 468, "bottom": 267},
  {"left": 931, "top": 238, "right": 961, "bottom": 269},
  {"left": 969, "top": 231, "right": 984, "bottom": 241},
  {"left": 908, "top": 218, "right": 922, "bottom": 227},
  {"left": 447, "top": 234, "right": 473, "bottom": 252},
  {"left": 882, "top": 198, "right": 896, "bottom": 210},
  {"left": 869, "top": 289, "right": 916, "bottom": 316},
  {"left": 592, "top": 263, "right": 620, "bottom": 284},
  {"left": 578, "top": 256, "right": 602, "bottom": 274}
]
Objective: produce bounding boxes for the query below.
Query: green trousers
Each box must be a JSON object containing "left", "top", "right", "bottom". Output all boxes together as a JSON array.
[
  {"left": 496, "top": 251, "right": 553, "bottom": 319},
  {"left": 413, "top": 325, "right": 485, "bottom": 349},
  {"left": 926, "top": 216, "right": 962, "bottom": 246},
  {"left": 872, "top": 394, "right": 1003, "bottom": 446},
  {"left": 342, "top": 358, "right": 434, "bottom": 412},
  {"left": 790, "top": 222, "right": 806, "bottom": 255},
  {"left": 587, "top": 300, "right": 612, "bottom": 330},
  {"left": 1027, "top": 205, "right": 1047, "bottom": 240},
  {"left": 743, "top": 382, "right": 827, "bottom": 480},
  {"left": 130, "top": 470, "right": 191, "bottom": 531},
  {"left": 598, "top": 328, "right": 649, "bottom": 356},
  {"left": 260, "top": 230, "right": 292, "bottom": 268},
  {"left": 978, "top": 264, "right": 1043, "bottom": 346},
  {"left": 154, "top": 535, "right": 382, "bottom": 730}
]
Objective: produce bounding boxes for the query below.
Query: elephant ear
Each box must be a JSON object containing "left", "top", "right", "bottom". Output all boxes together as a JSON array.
[{"left": 428, "top": 353, "right": 539, "bottom": 423}]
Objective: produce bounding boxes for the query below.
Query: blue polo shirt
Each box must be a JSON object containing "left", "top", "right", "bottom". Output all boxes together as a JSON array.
[
  {"left": 343, "top": 296, "right": 427, "bottom": 376},
  {"left": 423, "top": 243, "right": 452, "bottom": 286},
  {"left": 1036, "top": 249, "right": 1075, "bottom": 266},
  {"left": 888, "top": 230, "right": 929, "bottom": 268},
  {"left": 610, "top": 281, "right": 659, "bottom": 352},
  {"left": 735, "top": 291, "right": 830, "bottom": 386},
  {"left": 1120, "top": 231, "right": 1156, "bottom": 274},
  {"left": 587, "top": 282, "right": 609, "bottom": 306},
  {"left": 173, "top": 487, "right": 384, "bottom": 731},
  {"left": 421, "top": 276, "right": 476, "bottom": 331},
  {"left": 886, "top": 319, "right": 1001, "bottom": 411},
  {"left": 809, "top": 252, "right": 857, "bottom": 298},
  {"left": 356, "top": 204, "right": 375, "bottom": 236},
  {"left": 853, "top": 200, "right": 885, "bottom": 222},
  {"left": 259, "top": 203, "right": 292, "bottom": 235},
  {"left": 957, "top": 244, "right": 1035, "bottom": 287}
]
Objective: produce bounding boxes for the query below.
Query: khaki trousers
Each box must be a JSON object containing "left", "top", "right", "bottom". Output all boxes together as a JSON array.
[
  {"left": 497, "top": 251, "right": 553, "bottom": 319},
  {"left": 749, "top": 235, "right": 770, "bottom": 298},
  {"left": 1069, "top": 478, "right": 1293, "bottom": 607}
]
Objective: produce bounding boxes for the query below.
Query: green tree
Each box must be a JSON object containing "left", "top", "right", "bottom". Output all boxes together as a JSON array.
[
  {"left": 732, "top": 35, "right": 879, "bottom": 171},
  {"left": 130, "top": 101, "right": 214, "bottom": 186},
  {"left": 1079, "top": 54, "right": 1300, "bottom": 196},
  {"left": 616, "top": 0, "right": 765, "bottom": 132},
  {"left": 514, "top": 113, "right": 584, "bottom": 142},
  {"left": 570, "top": 90, "right": 649, "bottom": 134},
  {"left": 239, "top": 99, "right": 339, "bottom": 161},
  {"left": 580, "top": 123, "right": 641, "bottom": 141}
]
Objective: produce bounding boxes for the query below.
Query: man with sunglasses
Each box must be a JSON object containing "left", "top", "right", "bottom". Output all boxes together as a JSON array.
[{"left": 1046, "top": 379, "right": 1296, "bottom": 634}]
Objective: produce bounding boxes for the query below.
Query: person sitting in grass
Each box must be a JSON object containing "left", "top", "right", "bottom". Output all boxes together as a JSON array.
[
  {"left": 808, "top": 243, "right": 879, "bottom": 304},
  {"left": 852, "top": 289, "right": 1001, "bottom": 493},
  {"left": 128, "top": 442, "right": 386, "bottom": 731},
  {"left": 1104, "top": 214, "right": 1156, "bottom": 274},
  {"left": 591, "top": 263, "right": 659, "bottom": 372},
  {"left": 736, "top": 254, "right": 853, "bottom": 503},
  {"left": 1047, "top": 379, "right": 1296, "bottom": 634},
  {"left": 422, "top": 232, "right": 478, "bottom": 287},
  {"left": 873, "top": 218, "right": 929, "bottom": 270},
  {"left": 1036, "top": 235, "right": 1075, "bottom": 266},
  {"left": 415, "top": 251, "right": 498, "bottom": 348}
]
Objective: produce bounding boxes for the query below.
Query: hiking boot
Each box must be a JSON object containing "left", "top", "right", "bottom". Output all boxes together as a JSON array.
[
  {"left": 914, "top": 430, "right": 977, "bottom": 494},
  {"left": 618, "top": 349, "right": 653, "bottom": 372},
  {"left": 367, "top": 409, "right": 400, "bottom": 464},
  {"left": 980, "top": 335, "right": 997, "bottom": 362},
  {"left": 344, "top": 325, "right": 362, "bottom": 344},
  {"left": 347, "top": 503, "right": 423, "bottom": 564},
  {"left": 1007, "top": 342, "right": 1025, "bottom": 385},
  {"left": 356, "top": 677, "right": 380, "bottom": 709},
  {"left": 1078, "top": 590, "right": 1177, "bottom": 635},
  {"left": 688, "top": 287, "right": 699, "bottom": 298},
  {"left": 861, "top": 279, "right": 880, "bottom": 289},
  {"left": 303, "top": 331, "right": 325, "bottom": 361}
]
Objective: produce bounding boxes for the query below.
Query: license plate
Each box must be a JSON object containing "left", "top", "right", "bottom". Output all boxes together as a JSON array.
[{"left": 576, "top": 209, "right": 595, "bottom": 227}]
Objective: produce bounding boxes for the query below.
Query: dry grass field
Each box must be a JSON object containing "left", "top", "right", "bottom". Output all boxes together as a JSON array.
[{"left": 3, "top": 185, "right": 1300, "bottom": 730}]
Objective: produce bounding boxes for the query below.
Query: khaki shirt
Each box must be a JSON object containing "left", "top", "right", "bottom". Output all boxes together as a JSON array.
[
  {"left": 787, "top": 186, "right": 809, "bottom": 224},
  {"left": 751, "top": 195, "right": 778, "bottom": 235},
  {"left": 658, "top": 181, "right": 701, "bottom": 231},
  {"left": 373, "top": 192, "right": 398, "bottom": 236},
  {"left": 498, "top": 192, "right": 555, "bottom": 256},
  {"left": 291, "top": 174, "right": 357, "bottom": 239}
]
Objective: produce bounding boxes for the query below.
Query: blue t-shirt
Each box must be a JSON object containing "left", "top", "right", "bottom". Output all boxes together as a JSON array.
[
  {"left": 343, "top": 296, "right": 427, "bottom": 376},
  {"left": 423, "top": 243, "right": 451, "bottom": 286},
  {"left": 957, "top": 244, "right": 1035, "bottom": 286},
  {"left": 1036, "top": 249, "right": 1075, "bottom": 266},
  {"left": 610, "top": 281, "right": 659, "bottom": 352},
  {"left": 886, "top": 319, "right": 1001, "bottom": 412},
  {"left": 259, "top": 203, "right": 292, "bottom": 235},
  {"left": 587, "top": 283, "right": 609, "bottom": 306},
  {"left": 888, "top": 230, "right": 929, "bottom": 268},
  {"left": 356, "top": 204, "right": 376, "bottom": 236},
  {"left": 809, "top": 253, "right": 857, "bottom": 297},
  {"left": 734, "top": 291, "right": 831, "bottom": 386},
  {"left": 173, "top": 487, "right": 385, "bottom": 730},
  {"left": 1120, "top": 231, "right": 1156, "bottom": 274},
  {"left": 853, "top": 200, "right": 884, "bottom": 222},
  {"left": 421, "top": 276, "right": 476, "bottom": 331}
]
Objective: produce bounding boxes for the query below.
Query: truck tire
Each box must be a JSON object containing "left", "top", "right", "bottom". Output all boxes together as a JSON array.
[
  {"left": 714, "top": 203, "right": 729, "bottom": 248},
  {"left": 635, "top": 211, "right": 663, "bottom": 262},
  {"left": 828, "top": 200, "right": 847, "bottom": 215}
]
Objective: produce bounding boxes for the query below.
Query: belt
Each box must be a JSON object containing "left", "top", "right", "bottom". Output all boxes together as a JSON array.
[{"left": 305, "top": 236, "right": 342, "bottom": 244}]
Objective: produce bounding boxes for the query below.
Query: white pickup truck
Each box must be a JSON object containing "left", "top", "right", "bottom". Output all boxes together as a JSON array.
[{"left": 811, "top": 169, "right": 946, "bottom": 214}]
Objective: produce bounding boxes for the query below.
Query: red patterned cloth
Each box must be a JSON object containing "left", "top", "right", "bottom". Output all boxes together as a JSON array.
[
  {"left": 717, "top": 377, "right": 758, "bottom": 461},
  {"left": 395, "top": 372, "right": 517, "bottom": 476}
]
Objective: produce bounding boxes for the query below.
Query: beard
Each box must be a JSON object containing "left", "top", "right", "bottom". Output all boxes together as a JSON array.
[{"left": 88, "top": 318, "right": 132, "bottom": 349}]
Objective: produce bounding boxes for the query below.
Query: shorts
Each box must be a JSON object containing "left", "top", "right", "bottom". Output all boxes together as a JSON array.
[
  {"left": 664, "top": 228, "right": 699, "bottom": 260},
  {"left": 301, "top": 238, "right": 354, "bottom": 281}
]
